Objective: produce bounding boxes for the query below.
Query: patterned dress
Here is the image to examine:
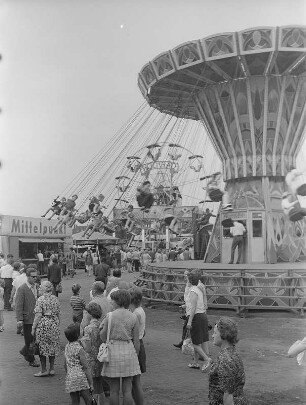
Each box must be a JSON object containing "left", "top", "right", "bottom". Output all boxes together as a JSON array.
[
  {"left": 209, "top": 346, "right": 248, "bottom": 405},
  {"left": 82, "top": 319, "right": 103, "bottom": 378},
  {"left": 65, "top": 341, "right": 89, "bottom": 393},
  {"left": 34, "top": 293, "right": 60, "bottom": 357}
]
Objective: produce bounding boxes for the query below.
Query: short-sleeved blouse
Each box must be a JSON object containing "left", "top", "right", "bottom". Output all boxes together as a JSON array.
[
  {"left": 209, "top": 346, "right": 248, "bottom": 405},
  {"left": 103, "top": 309, "right": 137, "bottom": 341}
]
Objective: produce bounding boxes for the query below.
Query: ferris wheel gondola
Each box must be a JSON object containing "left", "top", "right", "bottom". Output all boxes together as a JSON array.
[
  {"left": 127, "top": 156, "right": 141, "bottom": 172},
  {"left": 188, "top": 155, "right": 203, "bottom": 172},
  {"left": 115, "top": 176, "right": 130, "bottom": 193}
]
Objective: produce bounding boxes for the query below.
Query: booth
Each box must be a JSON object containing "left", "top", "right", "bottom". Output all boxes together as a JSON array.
[{"left": 0, "top": 215, "right": 73, "bottom": 270}]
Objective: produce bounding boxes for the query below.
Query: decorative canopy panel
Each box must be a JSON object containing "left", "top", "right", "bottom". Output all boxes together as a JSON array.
[{"left": 139, "top": 26, "right": 306, "bottom": 180}]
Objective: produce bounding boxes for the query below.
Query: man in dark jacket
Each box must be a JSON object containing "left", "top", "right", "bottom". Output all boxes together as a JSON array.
[
  {"left": 15, "top": 267, "right": 39, "bottom": 367},
  {"left": 95, "top": 260, "right": 111, "bottom": 285},
  {"left": 47, "top": 257, "right": 62, "bottom": 296}
]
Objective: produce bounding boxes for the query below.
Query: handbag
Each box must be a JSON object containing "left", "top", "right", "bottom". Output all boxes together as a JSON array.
[
  {"left": 55, "top": 282, "right": 62, "bottom": 293},
  {"left": 28, "top": 340, "right": 40, "bottom": 356},
  {"left": 97, "top": 313, "right": 112, "bottom": 363},
  {"left": 89, "top": 389, "right": 97, "bottom": 405},
  {"left": 182, "top": 331, "right": 194, "bottom": 356}
]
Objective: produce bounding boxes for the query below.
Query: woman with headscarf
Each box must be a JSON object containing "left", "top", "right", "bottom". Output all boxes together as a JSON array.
[
  {"left": 31, "top": 280, "right": 61, "bottom": 377},
  {"left": 209, "top": 317, "right": 248, "bottom": 405}
]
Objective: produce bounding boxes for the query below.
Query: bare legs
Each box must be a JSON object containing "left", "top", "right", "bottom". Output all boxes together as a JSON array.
[
  {"left": 132, "top": 374, "right": 144, "bottom": 405},
  {"left": 109, "top": 377, "right": 134, "bottom": 405}
]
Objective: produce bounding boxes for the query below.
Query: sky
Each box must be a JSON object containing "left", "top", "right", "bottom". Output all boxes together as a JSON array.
[{"left": 0, "top": 0, "right": 306, "bottom": 217}]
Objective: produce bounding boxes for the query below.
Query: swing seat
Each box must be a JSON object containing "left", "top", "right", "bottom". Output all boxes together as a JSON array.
[
  {"left": 289, "top": 207, "right": 305, "bottom": 222},
  {"left": 209, "top": 189, "right": 223, "bottom": 202},
  {"left": 221, "top": 218, "right": 234, "bottom": 228},
  {"left": 297, "top": 184, "right": 306, "bottom": 197}
]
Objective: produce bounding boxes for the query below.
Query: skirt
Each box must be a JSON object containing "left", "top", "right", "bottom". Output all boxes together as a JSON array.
[
  {"left": 102, "top": 340, "right": 141, "bottom": 378},
  {"left": 190, "top": 313, "right": 209, "bottom": 345}
]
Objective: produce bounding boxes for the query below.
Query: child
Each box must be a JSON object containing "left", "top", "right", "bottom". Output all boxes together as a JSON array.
[
  {"left": 281, "top": 192, "right": 306, "bottom": 222},
  {"left": 70, "top": 284, "right": 86, "bottom": 323},
  {"left": 130, "top": 288, "right": 146, "bottom": 405},
  {"left": 286, "top": 167, "right": 306, "bottom": 197},
  {"left": 136, "top": 181, "right": 155, "bottom": 212},
  {"left": 0, "top": 279, "right": 4, "bottom": 332},
  {"left": 64, "top": 323, "right": 93, "bottom": 405},
  {"left": 53, "top": 195, "right": 78, "bottom": 231},
  {"left": 42, "top": 197, "right": 66, "bottom": 220},
  {"left": 123, "top": 205, "right": 136, "bottom": 232},
  {"left": 206, "top": 172, "right": 232, "bottom": 211},
  {"left": 81, "top": 302, "right": 106, "bottom": 405}
]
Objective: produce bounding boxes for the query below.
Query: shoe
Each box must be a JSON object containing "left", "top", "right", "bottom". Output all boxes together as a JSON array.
[
  {"left": 49, "top": 370, "right": 55, "bottom": 376},
  {"left": 228, "top": 261, "right": 233, "bottom": 264},
  {"left": 188, "top": 363, "right": 200, "bottom": 369},
  {"left": 29, "top": 361, "right": 40, "bottom": 367},
  {"left": 0, "top": 327, "right": 4, "bottom": 332},
  {"left": 201, "top": 359, "right": 212, "bottom": 372},
  {"left": 173, "top": 343, "right": 183, "bottom": 349},
  {"left": 34, "top": 371, "right": 49, "bottom": 377}
]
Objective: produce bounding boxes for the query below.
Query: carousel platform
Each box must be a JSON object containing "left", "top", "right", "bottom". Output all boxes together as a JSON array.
[{"left": 137, "top": 261, "right": 306, "bottom": 315}]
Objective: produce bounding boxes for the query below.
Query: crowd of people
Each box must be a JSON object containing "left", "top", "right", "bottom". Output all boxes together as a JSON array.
[
  {"left": 0, "top": 252, "right": 146, "bottom": 405},
  {"left": 2, "top": 249, "right": 306, "bottom": 405}
]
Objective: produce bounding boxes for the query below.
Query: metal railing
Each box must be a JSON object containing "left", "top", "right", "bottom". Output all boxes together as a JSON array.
[{"left": 137, "top": 265, "right": 306, "bottom": 315}]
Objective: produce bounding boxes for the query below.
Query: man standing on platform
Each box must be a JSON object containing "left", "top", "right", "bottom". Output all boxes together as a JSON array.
[
  {"left": 229, "top": 221, "right": 246, "bottom": 264},
  {"left": 0, "top": 254, "right": 14, "bottom": 310},
  {"left": 15, "top": 267, "right": 39, "bottom": 367}
]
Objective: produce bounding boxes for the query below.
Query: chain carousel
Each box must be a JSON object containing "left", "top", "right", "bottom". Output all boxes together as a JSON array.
[
  {"left": 42, "top": 25, "right": 306, "bottom": 313},
  {"left": 42, "top": 102, "right": 221, "bottom": 252}
]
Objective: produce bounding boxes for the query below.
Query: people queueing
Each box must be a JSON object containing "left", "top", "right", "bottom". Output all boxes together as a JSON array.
[
  {"left": 136, "top": 181, "right": 155, "bottom": 212},
  {"left": 41, "top": 197, "right": 67, "bottom": 220},
  {"left": 206, "top": 172, "right": 232, "bottom": 211},
  {"left": 228, "top": 221, "right": 246, "bottom": 264}
]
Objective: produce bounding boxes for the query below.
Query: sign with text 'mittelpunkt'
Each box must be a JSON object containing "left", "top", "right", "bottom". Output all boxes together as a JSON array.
[{"left": 0, "top": 215, "right": 72, "bottom": 238}]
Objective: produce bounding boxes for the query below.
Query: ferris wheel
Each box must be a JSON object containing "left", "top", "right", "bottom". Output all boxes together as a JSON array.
[{"left": 114, "top": 141, "right": 205, "bottom": 209}]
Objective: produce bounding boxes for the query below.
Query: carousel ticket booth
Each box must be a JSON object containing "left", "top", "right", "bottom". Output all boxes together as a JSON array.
[
  {"left": 221, "top": 210, "right": 266, "bottom": 264},
  {"left": 0, "top": 215, "right": 73, "bottom": 272}
]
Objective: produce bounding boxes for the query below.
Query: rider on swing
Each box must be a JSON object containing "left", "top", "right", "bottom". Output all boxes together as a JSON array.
[{"left": 206, "top": 172, "right": 232, "bottom": 211}]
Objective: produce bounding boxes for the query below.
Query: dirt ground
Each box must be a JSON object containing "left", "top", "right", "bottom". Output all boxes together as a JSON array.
[{"left": 0, "top": 269, "right": 306, "bottom": 405}]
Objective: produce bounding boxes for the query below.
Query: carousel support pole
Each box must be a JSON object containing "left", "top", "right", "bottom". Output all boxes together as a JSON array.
[
  {"left": 141, "top": 228, "right": 146, "bottom": 250},
  {"left": 166, "top": 227, "right": 170, "bottom": 250}
]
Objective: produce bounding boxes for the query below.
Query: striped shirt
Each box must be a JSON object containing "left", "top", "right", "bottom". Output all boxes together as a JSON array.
[{"left": 70, "top": 295, "right": 86, "bottom": 312}]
